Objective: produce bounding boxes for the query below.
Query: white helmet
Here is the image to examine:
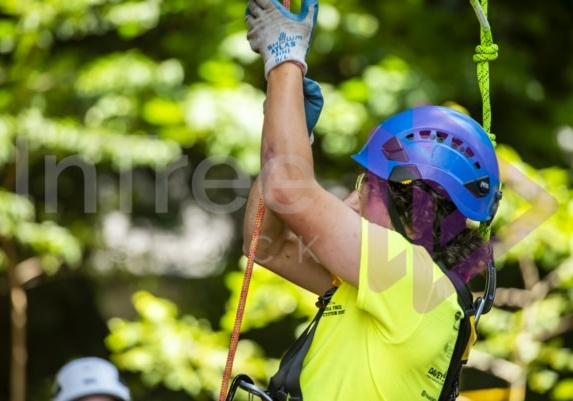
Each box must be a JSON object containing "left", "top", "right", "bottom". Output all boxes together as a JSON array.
[{"left": 52, "top": 357, "right": 131, "bottom": 401}]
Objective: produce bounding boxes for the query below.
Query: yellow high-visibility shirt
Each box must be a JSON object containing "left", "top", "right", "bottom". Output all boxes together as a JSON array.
[{"left": 300, "top": 218, "right": 464, "bottom": 401}]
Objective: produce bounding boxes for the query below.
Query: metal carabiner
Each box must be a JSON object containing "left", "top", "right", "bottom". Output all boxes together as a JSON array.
[
  {"left": 225, "top": 374, "right": 274, "bottom": 401},
  {"left": 474, "top": 263, "right": 497, "bottom": 327}
]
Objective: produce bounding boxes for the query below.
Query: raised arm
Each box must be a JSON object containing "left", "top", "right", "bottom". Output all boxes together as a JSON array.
[{"left": 244, "top": 0, "right": 364, "bottom": 292}]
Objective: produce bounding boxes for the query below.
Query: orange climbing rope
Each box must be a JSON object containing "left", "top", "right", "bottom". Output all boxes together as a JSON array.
[
  {"left": 217, "top": 194, "right": 266, "bottom": 401},
  {"left": 218, "top": 0, "right": 292, "bottom": 397}
]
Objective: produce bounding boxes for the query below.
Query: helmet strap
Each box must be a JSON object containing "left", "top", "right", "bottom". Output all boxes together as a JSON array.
[{"left": 385, "top": 193, "right": 411, "bottom": 243}]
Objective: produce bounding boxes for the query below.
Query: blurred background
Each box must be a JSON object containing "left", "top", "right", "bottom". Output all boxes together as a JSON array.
[{"left": 0, "top": 0, "right": 572, "bottom": 400}]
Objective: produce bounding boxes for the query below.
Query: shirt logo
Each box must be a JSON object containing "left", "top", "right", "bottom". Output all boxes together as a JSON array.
[
  {"left": 427, "top": 367, "right": 446, "bottom": 384},
  {"left": 322, "top": 302, "right": 345, "bottom": 317},
  {"left": 421, "top": 390, "right": 437, "bottom": 401}
]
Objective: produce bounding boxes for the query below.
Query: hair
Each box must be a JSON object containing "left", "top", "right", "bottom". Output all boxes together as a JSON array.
[{"left": 387, "top": 179, "right": 493, "bottom": 282}]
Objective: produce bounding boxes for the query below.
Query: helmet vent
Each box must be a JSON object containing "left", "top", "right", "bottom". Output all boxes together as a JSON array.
[
  {"left": 419, "top": 130, "right": 431, "bottom": 139},
  {"left": 436, "top": 131, "right": 448, "bottom": 143},
  {"left": 407, "top": 131, "right": 479, "bottom": 167},
  {"left": 382, "top": 137, "right": 409, "bottom": 162},
  {"left": 452, "top": 137, "right": 463, "bottom": 150}
]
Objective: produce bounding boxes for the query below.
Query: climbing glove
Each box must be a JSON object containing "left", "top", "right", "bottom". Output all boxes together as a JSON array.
[{"left": 246, "top": 0, "right": 319, "bottom": 79}]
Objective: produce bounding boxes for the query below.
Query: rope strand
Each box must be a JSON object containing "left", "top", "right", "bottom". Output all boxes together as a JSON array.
[
  {"left": 217, "top": 195, "right": 266, "bottom": 401},
  {"left": 471, "top": 0, "right": 498, "bottom": 141},
  {"left": 218, "top": 0, "right": 291, "bottom": 397},
  {"left": 471, "top": 0, "right": 498, "bottom": 240}
]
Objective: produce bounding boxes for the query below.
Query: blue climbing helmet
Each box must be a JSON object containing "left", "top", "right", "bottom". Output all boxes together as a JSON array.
[{"left": 351, "top": 105, "right": 501, "bottom": 223}]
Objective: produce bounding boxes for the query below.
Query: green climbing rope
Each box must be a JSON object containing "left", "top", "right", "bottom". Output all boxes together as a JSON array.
[{"left": 470, "top": 0, "right": 498, "bottom": 240}]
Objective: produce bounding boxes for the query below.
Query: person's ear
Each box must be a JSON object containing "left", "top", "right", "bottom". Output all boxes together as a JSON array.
[{"left": 343, "top": 190, "right": 361, "bottom": 214}]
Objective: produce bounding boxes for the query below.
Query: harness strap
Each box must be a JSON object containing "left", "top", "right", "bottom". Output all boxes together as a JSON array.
[
  {"left": 268, "top": 287, "right": 337, "bottom": 401},
  {"left": 439, "top": 267, "right": 478, "bottom": 401}
]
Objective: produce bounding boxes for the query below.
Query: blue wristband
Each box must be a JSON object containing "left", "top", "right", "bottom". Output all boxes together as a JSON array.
[{"left": 303, "top": 77, "right": 323, "bottom": 136}]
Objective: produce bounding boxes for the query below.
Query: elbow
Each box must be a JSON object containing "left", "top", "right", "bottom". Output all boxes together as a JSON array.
[
  {"left": 262, "top": 178, "right": 315, "bottom": 216},
  {"left": 263, "top": 186, "right": 294, "bottom": 214},
  {"left": 260, "top": 155, "right": 316, "bottom": 215}
]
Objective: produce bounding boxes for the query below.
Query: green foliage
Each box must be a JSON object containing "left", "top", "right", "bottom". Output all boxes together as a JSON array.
[
  {"left": 183, "top": 82, "right": 265, "bottom": 173},
  {"left": 493, "top": 145, "right": 573, "bottom": 266},
  {"left": 553, "top": 378, "right": 573, "bottom": 401},
  {"left": 0, "top": 189, "right": 81, "bottom": 273},
  {"left": 106, "top": 290, "right": 278, "bottom": 400},
  {"left": 469, "top": 144, "right": 573, "bottom": 399},
  {"left": 220, "top": 258, "right": 318, "bottom": 333},
  {"left": 0, "top": 0, "right": 571, "bottom": 400}
]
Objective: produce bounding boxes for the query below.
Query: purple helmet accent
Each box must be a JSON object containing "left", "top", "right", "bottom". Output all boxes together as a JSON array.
[{"left": 351, "top": 105, "right": 501, "bottom": 222}]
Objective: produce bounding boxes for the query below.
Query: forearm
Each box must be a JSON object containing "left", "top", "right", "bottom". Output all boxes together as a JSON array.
[
  {"left": 242, "top": 175, "right": 333, "bottom": 295},
  {"left": 261, "top": 63, "right": 316, "bottom": 210}
]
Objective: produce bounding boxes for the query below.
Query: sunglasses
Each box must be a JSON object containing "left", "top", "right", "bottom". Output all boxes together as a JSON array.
[
  {"left": 355, "top": 172, "right": 366, "bottom": 192},
  {"left": 355, "top": 172, "right": 413, "bottom": 192}
]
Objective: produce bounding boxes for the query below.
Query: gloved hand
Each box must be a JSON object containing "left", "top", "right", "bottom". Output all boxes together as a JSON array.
[
  {"left": 303, "top": 77, "right": 323, "bottom": 140},
  {"left": 246, "top": 0, "right": 319, "bottom": 79}
]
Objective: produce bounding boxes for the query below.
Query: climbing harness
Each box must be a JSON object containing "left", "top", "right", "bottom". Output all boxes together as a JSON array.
[
  {"left": 266, "top": 288, "right": 336, "bottom": 401},
  {"left": 225, "top": 288, "right": 337, "bottom": 401},
  {"left": 221, "top": 1, "right": 500, "bottom": 400},
  {"left": 439, "top": 270, "right": 479, "bottom": 401}
]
